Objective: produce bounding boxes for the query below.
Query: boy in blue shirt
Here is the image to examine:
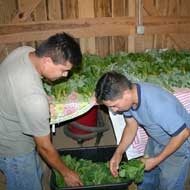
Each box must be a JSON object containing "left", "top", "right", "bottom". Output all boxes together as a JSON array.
[{"left": 95, "top": 71, "right": 190, "bottom": 190}]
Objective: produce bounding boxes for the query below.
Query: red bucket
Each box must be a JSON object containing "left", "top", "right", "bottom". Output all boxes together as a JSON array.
[{"left": 68, "top": 106, "right": 98, "bottom": 134}]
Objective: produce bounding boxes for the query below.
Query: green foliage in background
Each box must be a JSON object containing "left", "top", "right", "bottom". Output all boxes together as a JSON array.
[
  {"left": 53, "top": 154, "right": 145, "bottom": 187},
  {"left": 44, "top": 49, "right": 190, "bottom": 101}
]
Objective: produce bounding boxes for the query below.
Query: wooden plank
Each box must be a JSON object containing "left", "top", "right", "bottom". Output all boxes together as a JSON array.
[
  {"left": 144, "top": 0, "right": 190, "bottom": 51},
  {"left": 112, "top": 0, "right": 126, "bottom": 17},
  {"left": 95, "top": 36, "right": 110, "bottom": 57},
  {"left": 0, "top": 0, "right": 17, "bottom": 24},
  {"left": 47, "top": 0, "right": 61, "bottom": 20},
  {"left": 111, "top": 36, "right": 128, "bottom": 54},
  {"left": 128, "top": 0, "right": 136, "bottom": 53},
  {"left": 33, "top": 0, "right": 47, "bottom": 47},
  {"left": 143, "top": 0, "right": 161, "bottom": 52},
  {"left": 136, "top": 0, "right": 146, "bottom": 52},
  {"left": 0, "top": 15, "right": 190, "bottom": 44},
  {"left": 94, "top": 0, "right": 112, "bottom": 17},
  {"left": 95, "top": 0, "right": 112, "bottom": 56},
  {"left": 135, "top": 35, "right": 144, "bottom": 52},
  {"left": 12, "top": 0, "right": 42, "bottom": 22},
  {"left": 33, "top": 0, "right": 47, "bottom": 21},
  {"left": 144, "top": 35, "right": 154, "bottom": 50},
  {"left": 78, "top": 0, "right": 96, "bottom": 54},
  {"left": 0, "top": 17, "right": 135, "bottom": 35},
  {"left": 0, "top": 17, "right": 135, "bottom": 43},
  {"left": 156, "top": 0, "right": 169, "bottom": 16},
  {"left": 153, "top": 34, "right": 164, "bottom": 49},
  {"left": 143, "top": 16, "right": 190, "bottom": 24},
  {"left": 166, "top": 34, "right": 181, "bottom": 50},
  {"left": 168, "top": 0, "right": 178, "bottom": 16},
  {"left": 170, "top": 34, "right": 190, "bottom": 50},
  {"left": 78, "top": 0, "right": 94, "bottom": 18},
  {"left": 144, "top": 14, "right": 190, "bottom": 50},
  {"left": 0, "top": 44, "right": 6, "bottom": 62},
  {"left": 180, "top": 0, "right": 190, "bottom": 16},
  {"left": 143, "top": 0, "right": 160, "bottom": 16},
  {"left": 144, "top": 23, "right": 190, "bottom": 34},
  {"left": 61, "top": 0, "right": 78, "bottom": 19},
  {"left": 111, "top": 0, "right": 128, "bottom": 54},
  {"left": 0, "top": 0, "right": 17, "bottom": 60}
]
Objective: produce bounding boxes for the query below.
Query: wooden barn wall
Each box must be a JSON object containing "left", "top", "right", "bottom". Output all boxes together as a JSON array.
[
  {"left": 142, "top": 0, "right": 190, "bottom": 51},
  {"left": 0, "top": 0, "right": 190, "bottom": 61}
]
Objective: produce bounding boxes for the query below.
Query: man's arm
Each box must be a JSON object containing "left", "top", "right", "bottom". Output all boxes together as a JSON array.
[
  {"left": 110, "top": 117, "right": 138, "bottom": 177},
  {"left": 141, "top": 127, "right": 190, "bottom": 171},
  {"left": 34, "top": 134, "right": 83, "bottom": 187}
]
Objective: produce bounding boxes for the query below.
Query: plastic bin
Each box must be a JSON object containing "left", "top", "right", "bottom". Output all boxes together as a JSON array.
[{"left": 50, "top": 145, "right": 130, "bottom": 190}]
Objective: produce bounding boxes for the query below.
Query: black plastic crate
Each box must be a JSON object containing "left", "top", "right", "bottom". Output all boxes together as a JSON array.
[{"left": 50, "top": 145, "right": 130, "bottom": 190}]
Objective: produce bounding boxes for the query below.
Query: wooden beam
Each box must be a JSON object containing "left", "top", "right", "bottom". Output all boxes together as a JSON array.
[
  {"left": 0, "top": 16, "right": 190, "bottom": 44},
  {"left": 0, "top": 17, "right": 135, "bottom": 43},
  {"left": 143, "top": 16, "right": 190, "bottom": 24},
  {"left": 144, "top": 23, "right": 190, "bottom": 34}
]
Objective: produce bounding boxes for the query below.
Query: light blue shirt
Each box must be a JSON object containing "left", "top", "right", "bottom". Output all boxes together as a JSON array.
[{"left": 123, "top": 82, "right": 190, "bottom": 155}]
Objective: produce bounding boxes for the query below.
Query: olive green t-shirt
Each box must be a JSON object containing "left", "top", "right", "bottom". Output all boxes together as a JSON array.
[{"left": 0, "top": 46, "right": 50, "bottom": 157}]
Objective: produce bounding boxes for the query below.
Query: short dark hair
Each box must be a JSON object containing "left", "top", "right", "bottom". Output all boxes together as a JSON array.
[
  {"left": 35, "top": 32, "right": 82, "bottom": 67},
  {"left": 95, "top": 71, "right": 133, "bottom": 103}
]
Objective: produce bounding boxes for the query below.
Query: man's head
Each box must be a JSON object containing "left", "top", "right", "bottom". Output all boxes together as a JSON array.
[
  {"left": 95, "top": 71, "right": 134, "bottom": 112},
  {"left": 35, "top": 32, "right": 82, "bottom": 81}
]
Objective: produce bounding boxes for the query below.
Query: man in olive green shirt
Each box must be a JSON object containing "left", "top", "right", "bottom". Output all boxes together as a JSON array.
[{"left": 0, "top": 32, "right": 83, "bottom": 190}]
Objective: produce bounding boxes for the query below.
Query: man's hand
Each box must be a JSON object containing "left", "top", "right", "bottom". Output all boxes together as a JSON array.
[
  {"left": 110, "top": 152, "right": 122, "bottom": 177},
  {"left": 141, "top": 127, "right": 190, "bottom": 171},
  {"left": 140, "top": 157, "right": 160, "bottom": 171},
  {"left": 62, "top": 167, "right": 83, "bottom": 187},
  {"left": 110, "top": 117, "right": 138, "bottom": 177},
  {"left": 34, "top": 134, "right": 83, "bottom": 187}
]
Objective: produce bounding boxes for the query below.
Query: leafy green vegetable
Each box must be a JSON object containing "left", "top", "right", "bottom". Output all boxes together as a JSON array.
[
  {"left": 119, "top": 159, "right": 145, "bottom": 184},
  {"left": 43, "top": 49, "right": 190, "bottom": 101},
  {"left": 53, "top": 155, "right": 145, "bottom": 187}
]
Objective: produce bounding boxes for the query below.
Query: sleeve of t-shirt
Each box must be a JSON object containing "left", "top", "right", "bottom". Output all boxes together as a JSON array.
[
  {"left": 123, "top": 110, "right": 133, "bottom": 118},
  {"left": 17, "top": 94, "right": 50, "bottom": 136}
]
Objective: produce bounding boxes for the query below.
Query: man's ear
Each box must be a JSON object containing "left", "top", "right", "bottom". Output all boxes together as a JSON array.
[
  {"left": 42, "top": 57, "right": 53, "bottom": 65},
  {"left": 123, "top": 89, "right": 128, "bottom": 96},
  {"left": 123, "top": 89, "right": 130, "bottom": 98}
]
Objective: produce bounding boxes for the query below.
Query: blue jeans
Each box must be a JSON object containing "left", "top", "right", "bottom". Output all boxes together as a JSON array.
[
  {"left": 138, "top": 138, "right": 190, "bottom": 190},
  {"left": 0, "top": 150, "right": 42, "bottom": 190}
]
